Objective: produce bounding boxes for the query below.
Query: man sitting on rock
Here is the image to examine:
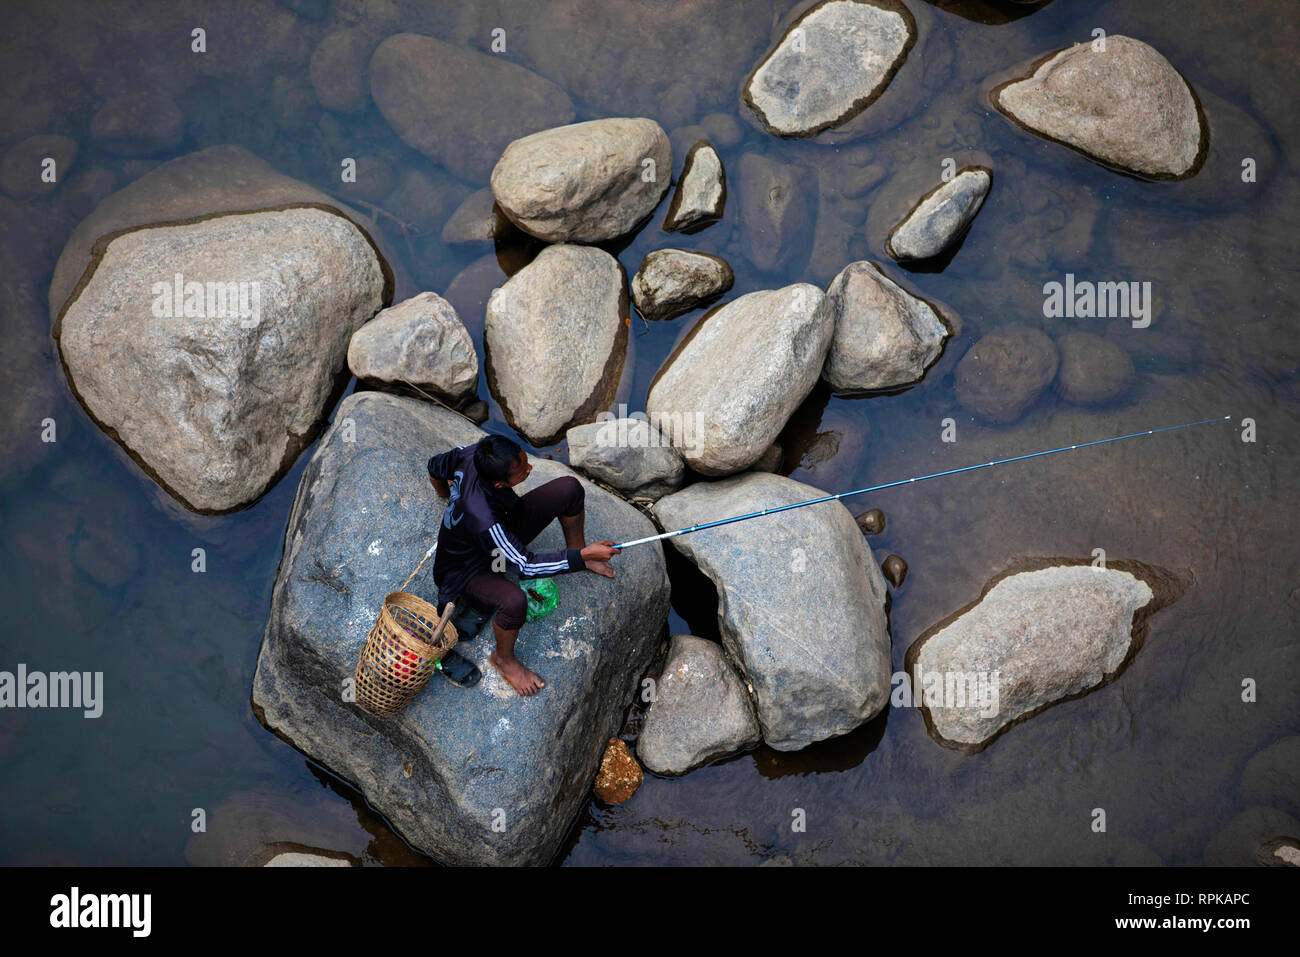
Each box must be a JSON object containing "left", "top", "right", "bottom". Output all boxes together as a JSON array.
[{"left": 428, "top": 434, "right": 620, "bottom": 696}]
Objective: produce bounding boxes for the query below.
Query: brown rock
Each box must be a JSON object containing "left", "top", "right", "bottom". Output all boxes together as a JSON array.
[
  {"left": 593, "top": 738, "right": 642, "bottom": 804},
  {"left": 856, "top": 508, "right": 886, "bottom": 535},
  {"left": 882, "top": 554, "right": 908, "bottom": 588}
]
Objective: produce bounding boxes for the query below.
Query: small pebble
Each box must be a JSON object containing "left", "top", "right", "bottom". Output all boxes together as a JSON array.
[
  {"left": 882, "top": 554, "right": 908, "bottom": 588},
  {"left": 856, "top": 508, "right": 886, "bottom": 536},
  {"left": 593, "top": 738, "right": 642, "bottom": 804}
]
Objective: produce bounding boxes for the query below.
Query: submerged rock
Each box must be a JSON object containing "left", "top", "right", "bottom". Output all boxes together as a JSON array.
[
  {"left": 882, "top": 554, "right": 907, "bottom": 588},
  {"left": 955, "top": 325, "right": 1059, "bottom": 424},
  {"left": 56, "top": 207, "right": 386, "bottom": 513},
  {"left": 631, "top": 248, "right": 733, "bottom": 322},
  {"left": 909, "top": 563, "right": 1180, "bottom": 749},
  {"left": 440, "top": 188, "right": 518, "bottom": 246},
  {"left": 654, "top": 472, "right": 892, "bottom": 751},
  {"left": 647, "top": 283, "right": 833, "bottom": 475},
  {"left": 737, "top": 152, "right": 815, "bottom": 273},
  {"left": 593, "top": 738, "right": 643, "bottom": 804},
  {"left": 743, "top": 0, "right": 917, "bottom": 138},
  {"left": 251, "top": 391, "right": 670, "bottom": 866},
  {"left": 1056, "top": 333, "right": 1135, "bottom": 405},
  {"left": 310, "top": 27, "right": 377, "bottom": 115},
  {"left": 992, "top": 36, "right": 1206, "bottom": 179},
  {"left": 664, "top": 141, "right": 726, "bottom": 232},
  {"left": 90, "top": 92, "right": 184, "bottom": 156},
  {"left": 637, "top": 635, "right": 761, "bottom": 774},
  {"left": 566, "top": 418, "right": 685, "bottom": 501},
  {"left": 485, "top": 244, "right": 627, "bottom": 446},
  {"left": 0, "top": 134, "right": 77, "bottom": 201},
  {"left": 885, "top": 166, "right": 991, "bottom": 262},
  {"left": 491, "top": 118, "right": 672, "bottom": 243},
  {"left": 347, "top": 292, "right": 477, "bottom": 399},
  {"left": 822, "top": 260, "right": 949, "bottom": 391},
  {"left": 370, "top": 33, "right": 575, "bottom": 183}
]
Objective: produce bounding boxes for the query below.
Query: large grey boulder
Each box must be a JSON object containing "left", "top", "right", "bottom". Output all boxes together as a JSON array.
[
  {"left": 347, "top": 292, "right": 477, "bottom": 399},
  {"left": 908, "top": 563, "right": 1179, "bottom": 750},
  {"left": 631, "top": 249, "right": 733, "bottom": 322},
  {"left": 653, "top": 472, "right": 892, "bottom": 750},
  {"left": 56, "top": 207, "right": 386, "bottom": 513},
  {"left": 638, "top": 634, "right": 761, "bottom": 774},
  {"left": 485, "top": 244, "right": 628, "bottom": 446},
  {"left": 822, "top": 260, "right": 949, "bottom": 391},
  {"left": 566, "top": 417, "right": 685, "bottom": 500},
  {"left": 647, "top": 283, "right": 832, "bottom": 476},
  {"left": 737, "top": 152, "right": 815, "bottom": 273},
  {"left": 490, "top": 118, "right": 672, "bottom": 243},
  {"left": 252, "top": 391, "right": 670, "bottom": 866},
  {"left": 992, "top": 36, "right": 1206, "bottom": 179},
  {"left": 743, "top": 0, "right": 917, "bottom": 138},
  {"left": 955, "top": 325, "right": 1059, "bottom": 424},
  {"left": 370, "top": 34, "right": 576, "bottom": 183},
  {"left": 663, "top": 141, "right": 725, "bottom": 232},
  {"left": 885, "top": 166, "right": 991, "bottom": 262}
]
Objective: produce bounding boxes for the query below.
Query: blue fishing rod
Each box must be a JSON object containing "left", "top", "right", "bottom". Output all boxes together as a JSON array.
[{"left": 612, "top": 415, "right": 1232, "bottom": 549}]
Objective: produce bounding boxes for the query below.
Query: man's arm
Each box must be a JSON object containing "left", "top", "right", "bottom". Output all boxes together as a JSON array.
[
  {"left": 479, "top": 523, "right": 584, "bottom": 578},
  {"left": 428, "top": 446, "right": 468, "bottom": 498}
]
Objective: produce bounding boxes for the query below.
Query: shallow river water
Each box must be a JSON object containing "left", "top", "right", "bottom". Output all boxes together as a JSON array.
[{"left": 1, "top": 0, "right": 1297, "bottom": 865}]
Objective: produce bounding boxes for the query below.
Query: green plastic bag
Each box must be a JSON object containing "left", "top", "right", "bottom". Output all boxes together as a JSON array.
[{"left": 523, "top": 577, "right": 559, "bottom": 622}]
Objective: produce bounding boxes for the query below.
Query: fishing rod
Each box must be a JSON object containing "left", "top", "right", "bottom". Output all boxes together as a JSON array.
[{"left": 612, "top": 415, "right": 1232, "bottom": 549}]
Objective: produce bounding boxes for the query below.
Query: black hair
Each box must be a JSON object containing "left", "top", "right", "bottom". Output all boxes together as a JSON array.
[{"left": 475, "top": 434, "right": 523, "bottom": 485}]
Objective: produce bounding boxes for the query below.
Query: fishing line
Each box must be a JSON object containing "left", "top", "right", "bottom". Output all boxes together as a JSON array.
[{"left": 612, "top": 415, "right": 1233, "bottom": 549}]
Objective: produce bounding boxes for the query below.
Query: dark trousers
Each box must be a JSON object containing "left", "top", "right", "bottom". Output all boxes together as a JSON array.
[{"left": 459, "top": 477, "right": 583, "bottom": 631}]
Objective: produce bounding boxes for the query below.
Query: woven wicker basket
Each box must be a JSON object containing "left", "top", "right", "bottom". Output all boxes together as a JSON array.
[{"left": 354, "top": 549, "right": 458, "bottom": 716}]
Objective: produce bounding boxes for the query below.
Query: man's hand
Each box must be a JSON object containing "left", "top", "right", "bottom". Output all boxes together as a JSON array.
[
  {"left": 431, "top": 475, "right": 450, "bottom": 500},
  {"left": 580, "top": 541, "right": 620, "bottom": 562}
]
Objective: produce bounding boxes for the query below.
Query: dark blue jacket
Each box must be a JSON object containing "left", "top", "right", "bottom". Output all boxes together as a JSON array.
[{"left": 427, "top": 441, "right": 583, "bottom": 608}]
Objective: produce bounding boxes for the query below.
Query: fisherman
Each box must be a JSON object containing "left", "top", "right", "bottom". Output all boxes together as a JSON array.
[{"left": 427, "top": 434, "right": 620, "bottom": 696}]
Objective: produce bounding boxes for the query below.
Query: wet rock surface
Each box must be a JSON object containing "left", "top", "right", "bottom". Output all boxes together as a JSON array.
[
  {"left": 251, "top": 391, "right": 669, "bottom": 866},
  {"left": 566, "top": 418, "right": 685, "bottom": 500},
  {"left": 491, "top": 118, "right": 672, "bottom": 243},
  {"left": 370, "top": 33, "right": 575, "bottom": 183},
  {"left": 744, "top": 0, "right": 916, "bottom": 137},
  {"left": 993, "top": 35, "right": 1206, "bottom": 178},
  {"left": 664, "top": 140, "right": 725, "bottom": 232},
  {"left": 637, "top": 634, "right": 761, "bottom": 775},
  {"left": 647, "top": 283, "right": 832, "bottom": 475},
  {"left": 654, "top": 472, "right": 891, "bottom": 751},
  {"left": 348, "top": 292, "right": 478, "bottom": 399},
  {"left": 485, "top": 244, "right": 627, "bottom": 446},
  {"left": 631, "top": 248, "right": 734, "bottom": 322},
  {"left": 822, "top": 260, "right": 950, "bottom": 391},
  {"left": 909, "top": 562, "right": 1183, "bottom": 750},
  {"left": 954, "top": 325, "right": 1059, "bottom": 424},
  {"left": 57, "top": 207, "right": 386, "bottom": 513},
  {"left": 885, "top": 166, "right": 991, "bottom": 262}
]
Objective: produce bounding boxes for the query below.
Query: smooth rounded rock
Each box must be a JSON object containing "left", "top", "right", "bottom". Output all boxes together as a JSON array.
[
  {"left": 310, "top": 27, "right": 376, "bottom": 114},
  {"left": 743, "top": 0, "right": 916, "bottom": 138},
  {"left": 637, "top": 635, "right": 761, "bottom": 775},
  {"left": 57, "top": 207, "right": 386, "bottom": 513},
  {"left": 566, "top": 418, "right": 685, "bottom": 500},
  {"left": 491, "top": 117, "right": 672, "bottom": 243},
  {"left": 955, "top": 325, "right": 1059, "bottom": 424},
  {"left": 647, "top": 283, "right": 833, "bottom": 475},
  {"left": 856, "top": 508, "right": 885, "bottom": 535},
  {"left": 737, "top": 152, "right": 815, "bottom": 273},
  {"left": 885, "top": 166, "right": 991, "bottom": 262},
  {"left": 441, "top": 188, "right": 518, "bottom": 246},
  {"left": 992, "top": 35, "right": 1205, "bottom": 179},
  {"left": 654, "top": 472, "right": 891, "bottom": 751},
  {"left": 1056, "top": 333, "right": 1135, "bottom": 405},
  {"left": 485, "top": 244, "right": 627, "bottom": 446},
  {"left": 631, "top": 249, "right": 733, "bottom": 322},
  {"left": 822, "top": 260, "right": 949, "bottom": 391},
  {"left": 348, "top": 292, "right": 477, "bottom": 399},
  {"left": 882, "top": 554, "right": 907, "bottom": 588}
]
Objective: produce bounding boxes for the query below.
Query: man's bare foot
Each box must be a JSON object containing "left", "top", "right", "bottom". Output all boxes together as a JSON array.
[
  {"left": 490, "top": 651, "right": 545, "bottom": 696},
  {"left": 585, "top": 559, "right": 616, "bottom": 578}
]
